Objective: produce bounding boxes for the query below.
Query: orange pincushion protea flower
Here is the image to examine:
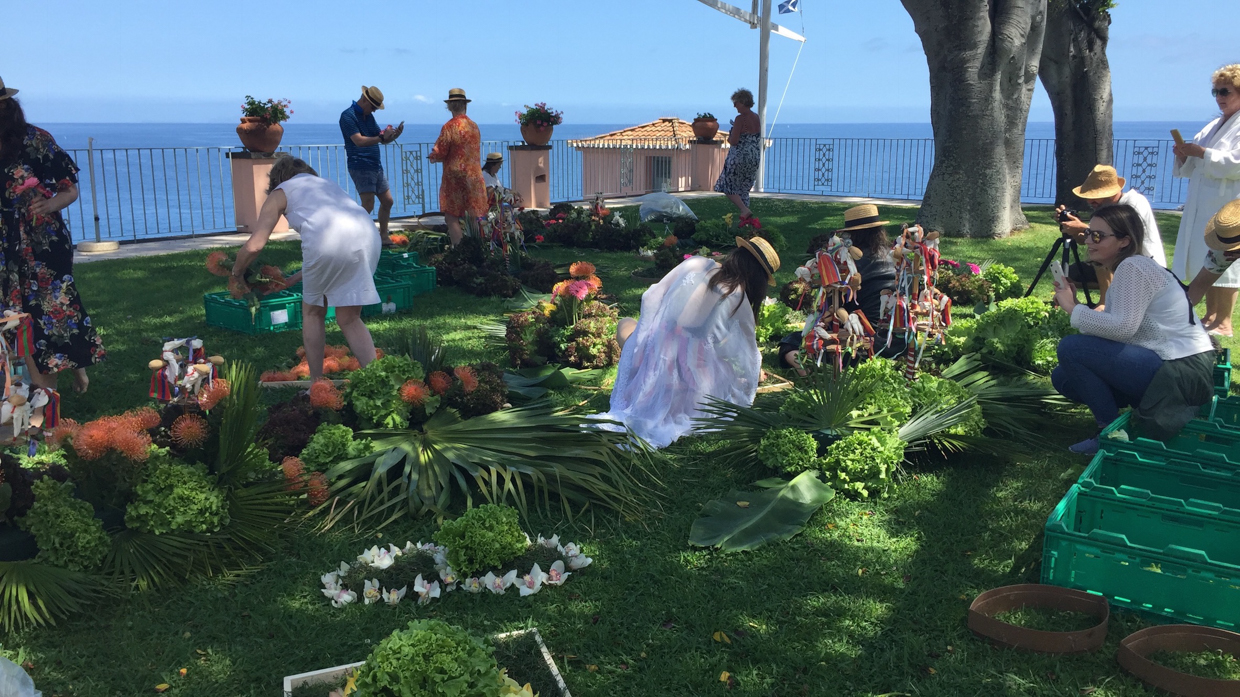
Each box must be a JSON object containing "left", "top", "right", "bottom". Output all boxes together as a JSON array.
[
  {"left": 551, "top": 280, "right": 571, "bottom": 298},
  {"left": 453, "top": 366, "right": 478, "bottom": 394},
  {"left": 259, "top": 265, "right": 286, "bottom": 287},
  {"left": 399, "top": 379, "right": 428, "bottom": 405},
  {"left": 389, "top": 233, "right": 409, "bottom": 245},
  {"left": 582, "top": 274, "right": 603, "bottom": 292},
  {"left": 170, "top": 414, "right": 210, "bottom": 449},
  {"left": 309, "top": 379, "right": 343, "bottom": 410},
  {"left": 427, "top": 371, "right": 453, "bottom": 396},
  {"left": 112, "top": 429, "right": 153, "bottom": 462},
  {"left": 198, "top": 379, "right": 230, "bottom": 411},
  {"left": 340, "top": 356, "right": 362, "bottom": 372},
  {"left": 291, "top": 362, "right": 312, "bottom": 379},
  {"left": 206, "top": 251, "right": 232, "bottom": 277},
  {"left": 71, "top": 423, "right": 111, "bottom": 460},
  {"left": 49, "top": 418, "right": 81, "bottom": 446},
  {"left": 569, "top": 261, "right": 596, "bottom": 279},
  {"left": 321, "top": 357, "right": 342, "bottom": 375},
  {"left": 662, "top": 235, "right": 678, "bottom": 248},
  {"left": 306, "top": 472, "right": 330, "bottom": 506},
  {"left": 296, "top": 346, "right": 307, "bottom": 359},
  {"left": 281, "top": 456, "right": 306, "bottom": 487},
  {"left": 127, "top": 407, "right": 162, "bottom": 431},
  {"left": 324, "top": 345, "right": 351, "bottom": 359},
  {"left": 374, "top": 348, "right": 386, "bottom": 360}
]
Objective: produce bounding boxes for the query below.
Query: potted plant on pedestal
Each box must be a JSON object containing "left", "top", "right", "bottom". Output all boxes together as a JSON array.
[
  {"left": 692, "top": 112, "right": 719, "bottom": 142},
  {"left": 516, "top": 103, "right": 563, "bottom": 146},
  {"left": 236, "top": 96, "right": 292, "bottom": 153}
]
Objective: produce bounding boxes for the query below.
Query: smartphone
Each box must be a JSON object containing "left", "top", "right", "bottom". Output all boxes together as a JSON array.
[
  {"left": 1050, "top": 260, "right": 1067, "bottom": 288},
  {"left": 1171, "top": 129, "right": 1185, "bottom": 145}
]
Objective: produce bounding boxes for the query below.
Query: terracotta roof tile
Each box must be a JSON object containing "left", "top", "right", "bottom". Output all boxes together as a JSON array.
[{"left": 569, "top": 118, "right": 729, "bottom": 149}]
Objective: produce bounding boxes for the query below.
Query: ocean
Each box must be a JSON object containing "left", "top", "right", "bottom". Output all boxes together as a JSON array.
[{"left": 34, "top": 121, "right": 1193, "bottom": 243}]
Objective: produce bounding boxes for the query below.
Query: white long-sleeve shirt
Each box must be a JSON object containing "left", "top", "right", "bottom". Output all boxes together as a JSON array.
[{"left": 1070, "top": 255, "right": 1213, "bottom": 361}]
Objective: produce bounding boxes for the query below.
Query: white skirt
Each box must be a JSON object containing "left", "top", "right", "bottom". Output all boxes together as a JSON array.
[{"left": 302, "top": 248, "right": 380, "bottom": 307}]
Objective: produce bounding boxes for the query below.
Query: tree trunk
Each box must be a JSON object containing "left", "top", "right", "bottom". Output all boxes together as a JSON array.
[
  {"left": 901, "top": 0, "right": 1048, "bottom": 238},
  {"left": 1038, "top": 3, "right": 1113, "bottom": 209}
]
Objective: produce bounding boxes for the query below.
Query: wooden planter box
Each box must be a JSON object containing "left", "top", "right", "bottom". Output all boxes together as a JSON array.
[{"left": 281, "top": 628, "right": 570, "bottom": 697}]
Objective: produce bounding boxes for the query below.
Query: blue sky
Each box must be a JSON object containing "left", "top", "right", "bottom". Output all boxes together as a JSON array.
[{"left": 5, "top": 0, "right": 1236, "bottom": 124}]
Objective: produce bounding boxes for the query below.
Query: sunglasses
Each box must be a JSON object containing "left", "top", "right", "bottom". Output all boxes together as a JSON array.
[
  {"left": 1084, "top": 229, "right": 1119, "bottom": 243},
  {"left": 1213, "top": 87, "right": 1235, "bottom": 97}
]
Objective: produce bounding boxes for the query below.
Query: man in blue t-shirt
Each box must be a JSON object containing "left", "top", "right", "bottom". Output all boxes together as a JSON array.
[{"left": 340, "top": 85, "right": 403, "bottom": 245}]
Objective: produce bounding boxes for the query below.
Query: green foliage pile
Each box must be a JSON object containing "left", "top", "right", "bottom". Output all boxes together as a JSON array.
[
  {"left": 755, "top": 300, "right": 794, "bottom": 345},
  {"left": 351, "top": 619, "right": 503, "bottom": 697},
  {"left": 757, "top": 428, "right": 819, "bottom": 475},
  {"left": 433, "top": 504, "right": 529, "bottom": 576},
  {"left": 909, "top": 375, "right": 987, "bottom": 437},
  {"left": 124, "top": 451, "right": 230, "bottom": 534},
  {"left": 850, "top": 357, "right": 913, "bottom": 426},
  {"left": 345, "top": 354, "right": 425, "bottom": 428},
  {"left": 939, "top": 297, "right": 1073, "bottom": 373},
  {"left": 19, "top": 479, "right": 110, "bottom": 572},
  {"left": 299, "top": 423, "right": 373, "bottom": 470},
  {"left": 982, "top": 262, "right": 1022, "bottom": 301},
  {"left": 939, "top": 267, "right": 992, "bottom": 306},
  {"left": 819, "top": 429, "right": 904, "bottom": 499}
]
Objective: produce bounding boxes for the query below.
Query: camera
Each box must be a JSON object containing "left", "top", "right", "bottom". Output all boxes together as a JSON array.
[{"left": 1057, "top": 208, "right": 1077, "bottom": 224}]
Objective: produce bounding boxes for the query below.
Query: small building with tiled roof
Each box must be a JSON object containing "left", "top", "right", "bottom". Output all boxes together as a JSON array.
[{"left": 570, "top": 118, "right": 730, "bottom": 197}]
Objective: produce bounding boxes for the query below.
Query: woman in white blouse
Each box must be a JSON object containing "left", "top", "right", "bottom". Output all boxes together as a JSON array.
[
  {"left": 1052, "top": 204, "right": 1214, "bottom": 455},
  {"left": 1172, "top": 63, "right": 1240, "bottom": 336}
]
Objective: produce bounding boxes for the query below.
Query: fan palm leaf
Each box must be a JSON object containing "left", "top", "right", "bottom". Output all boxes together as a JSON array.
[
  {"left": 319, "top": 405, "right": 659, "bottom": 529},
  {"left": 941, "top": 354, "right": 1070, "bottom": 439},
  {"left": 0, "top": 560, "right": 106, "bottom": 630}
]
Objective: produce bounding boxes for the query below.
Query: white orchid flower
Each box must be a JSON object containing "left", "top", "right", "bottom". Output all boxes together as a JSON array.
[
  {"left": 432, "top": 548, "right": 450, "bottom": 568},
  {"left": 321, "top": 570, "right": 341, "bottom": 590},
  {"left": 358, "top": 546, "right": 396, "bottom": 570},
  {"left": 518, "top": 564, "right": 548, "bottom": 597},
  {"left": 322, "top": 587, "right": 357, "bottom": 608},
  {"left": 614, "top": 213, "right": 626, "bottom": 227},
  {"left": 567, "top": 552, "right": 593, "bottom": 570},
  {"left": 403, "top": 540, "right": 418, "bottom": 554},
  {"left": 483, "top": 570, "right": 518, "bottom": 594},
  {"left": 536, "top": 534, "right": 561, "bottom": 550},
  {"left": 363, "top": 578, "right": 382, "bottom": 605},
  {"left": 387, "top": 543, "right": 403, "bottom": 557},
  {"left": 462, "top": 577, "right": 484, "bottom": 593},
  {"left": 382, "top": 586, "right": 407, "bottom": 606},
  {"left": 545, "top": 559, "right": 571, "bottom": 586},
  {"left": 412, "top": 574, "right": 442, "bottom": 605},
  {"left": 439, "top": 567, "right": 458, "bottom": 591}
]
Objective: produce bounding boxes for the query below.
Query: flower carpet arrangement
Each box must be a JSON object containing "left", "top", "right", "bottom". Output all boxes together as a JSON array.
[
  {"left": 522, "top": 197, "right": 658, "bottom": 252},
  {"left": 503, "top": 261, "right": 621, "bottom": 369}
]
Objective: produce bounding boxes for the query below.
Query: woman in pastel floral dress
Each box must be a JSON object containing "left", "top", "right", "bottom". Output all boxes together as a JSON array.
[
  {"left": 0, "top": 79, "right": 104, "bottom": 393},
  {"left": 428, "top": 88, "right": 487, "bottom": 247}
]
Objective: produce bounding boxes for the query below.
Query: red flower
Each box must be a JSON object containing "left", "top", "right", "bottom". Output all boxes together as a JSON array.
[
  {"left": 427, "top": 371, "right": 453, "bottom": 396},
  {"left": 534, "top": 234, "right": 544, "bottom": 243}
]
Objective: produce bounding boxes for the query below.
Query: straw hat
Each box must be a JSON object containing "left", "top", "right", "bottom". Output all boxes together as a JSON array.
[
  {"left": 485, "top": 152, "right": 504, "bottom": 165},
  {"left": 836, "top": 204, "right": 889, "bottom": 233},
  {"left": 1205, "top": 199, "right": 1240, "bottom": 251},
  {"left": 445, "top": 88, "right": 471, "bottom": 103},
  {"left": 1072, "top": 164, "right": 1125, "bottom": 199},
  {"left": 360, "top": 85, "right": 385, "bottom": 110},
  {"left": 0, "top": 76, "right": 17, "bottom": 101},
  {"left": 735, "top": 236, "right": 782, "bottom": 286}
]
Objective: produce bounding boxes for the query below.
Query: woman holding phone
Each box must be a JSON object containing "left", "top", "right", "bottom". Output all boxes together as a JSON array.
[{"left": 1171, "top": 63, "right": 1240, "bottom": 336}]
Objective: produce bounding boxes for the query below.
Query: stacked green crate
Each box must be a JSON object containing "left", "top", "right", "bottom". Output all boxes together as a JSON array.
[
  {"left": 204, "top": 290, "right": 302, "bottom": 334},
  {"left": 1215, "top": 348, "right": 1232, "bottom": 397},
  {"left": 362, "top": 274, "right": 416, "bottom": 318}
]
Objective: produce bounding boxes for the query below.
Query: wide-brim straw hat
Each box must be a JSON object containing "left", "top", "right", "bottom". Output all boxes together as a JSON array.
[
  {"left": 0, "top": 76, "right": 18, "bottom": 101},
  {"left": 735, "top": 236, "right": 781, "bottom": 286},
  {"left": 485, "top": 152, "right": 504, "bottom": 165},
  {"left": 445, "top": 88, "right": 471, "bottom": 103},
  {"left": 360, "top": 85, "right": 385, "bottom": 110},
  {"left": 1072, "top": 164, "right": 1125, "bottom": 199},
  {"left": 1205, "top": 199, "right": 1240, "bottom": 251},
  {"left": 836, "top": 203, "right": 889, "bottom": 233}
]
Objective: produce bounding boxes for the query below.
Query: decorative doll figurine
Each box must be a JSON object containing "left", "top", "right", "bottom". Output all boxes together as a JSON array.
[{"left": 1, "top": 384, "right": 30, "bottom": 440}]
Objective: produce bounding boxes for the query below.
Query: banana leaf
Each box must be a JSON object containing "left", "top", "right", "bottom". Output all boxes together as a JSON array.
[{"left": 689, "top": 471, "right": 835, "bottom": 552}]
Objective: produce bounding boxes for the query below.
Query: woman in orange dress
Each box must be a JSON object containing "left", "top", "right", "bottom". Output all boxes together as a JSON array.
[{"left": 428, "top": 88, "right": 487, "bottom": 247}]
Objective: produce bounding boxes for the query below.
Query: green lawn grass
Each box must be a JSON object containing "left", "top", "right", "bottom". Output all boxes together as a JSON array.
[{"left": 2, "top": 196, "right": 1233, "bottom": 696}]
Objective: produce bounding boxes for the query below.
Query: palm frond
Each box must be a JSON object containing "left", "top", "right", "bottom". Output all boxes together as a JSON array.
[
  {"left": 942, "top": 354, "right": 1071, "bottom": 439},
  {"left": 389, "top": 325, "right": 449, "bottom": 374},
  {"left": 897, "top": 396, "right": 984, "bottom": 451},
  {"left": 320, "top": 405, "right": 660, "bottom": 528},
  {"left": 690, "top": 398, "right": 790, "bottom": 467},
  {"left": 0, "top": 560, "right": 106, "bottom": 631},
  {"left": 781, "top": 368, "right": 894, "bottom": 435},
  {"left": 215, "top": 362, "right": 266, "bottom": 486}
]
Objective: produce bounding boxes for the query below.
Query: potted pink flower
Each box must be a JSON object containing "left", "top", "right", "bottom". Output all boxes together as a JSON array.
[
  {"left": 515, "top": 103, "right": 563, "bottom": 146},
  {"left": 236, "top": 96, "right": 292, "bottom": 153}
]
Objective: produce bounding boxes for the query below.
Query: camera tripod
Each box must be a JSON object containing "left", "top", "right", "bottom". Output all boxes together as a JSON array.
[{"left": 1024, "top": 234, "right": 1096, "bottom": 307}]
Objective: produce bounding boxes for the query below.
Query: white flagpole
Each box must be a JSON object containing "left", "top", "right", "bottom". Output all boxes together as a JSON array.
[{"left": 756, "top": 0, "right": 771, "bottom": 193}]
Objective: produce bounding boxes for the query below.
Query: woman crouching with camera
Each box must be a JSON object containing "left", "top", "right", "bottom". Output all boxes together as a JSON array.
[{"left": 1052, "top": 204, "right": 1215, "bottom": 455}]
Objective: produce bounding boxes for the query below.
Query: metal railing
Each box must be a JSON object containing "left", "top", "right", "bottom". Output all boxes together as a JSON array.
[{"left": 60, "top": 136, "right": 1190, "bottom": 243}]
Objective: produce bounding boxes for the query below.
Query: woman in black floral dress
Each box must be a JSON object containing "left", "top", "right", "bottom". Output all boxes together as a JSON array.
[{"left": 0, "top": 81, "right": 104, "bottom": 393}]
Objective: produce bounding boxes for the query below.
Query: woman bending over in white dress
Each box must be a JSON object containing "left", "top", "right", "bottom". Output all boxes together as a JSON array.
[
  {"left": 599, "top": 236, "right": 781, "bottom": 448},
  {"left": 231, "top": 156, "right": 380, "bottom": 382}
]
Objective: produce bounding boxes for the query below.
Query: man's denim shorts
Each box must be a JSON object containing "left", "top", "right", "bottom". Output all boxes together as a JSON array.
[{"left": 348, "top": 167, "right": 390, "bottom": 195}]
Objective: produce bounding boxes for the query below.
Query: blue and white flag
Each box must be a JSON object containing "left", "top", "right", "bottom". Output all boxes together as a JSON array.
[{"left": 778, "top": 0, "right": 799, "bottom": 13}]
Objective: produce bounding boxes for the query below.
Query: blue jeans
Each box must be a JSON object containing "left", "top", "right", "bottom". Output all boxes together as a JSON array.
[{"left": 1051, "top": 334, "right": 1163, "bottom": 426}]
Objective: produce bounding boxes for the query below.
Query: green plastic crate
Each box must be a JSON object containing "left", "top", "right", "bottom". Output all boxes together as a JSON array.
[
  {"left": 1079, "top": 448, "right": 1240, "bottom": 511},
  {"left": 1042, "top": 485, "right": 1240, "bottom": 629},
  {"left": 377, "top": 249, "right": 419, "bottom": 272},
  {"left": 1099, "top": 411, "right": 1240, "bottom": 464},
  {"left": 204, "top": 290, "right": 302, "bottom": 334},
  {"left": 284, "top": 282, "right": 335, "bottom": 323},
  {"left": 362, "top": 274, "right": 415, "bottom": 318},
  {"left": 380, "top": 261, "right": 437, "bottom": 296},
  {"left": 1206, "top": 395, "right": 1240, "bottom": 430}
]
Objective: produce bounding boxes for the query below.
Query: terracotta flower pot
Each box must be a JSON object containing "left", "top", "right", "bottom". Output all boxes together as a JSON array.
[
  {"left": 520, "top": 124, "right": 554, "bottom": 147},
  {"left": 692, "top": 118, "right": 719, "bottom": 143},
  {"left": 236, "top": 117, "right": 285, "bottom": 153}
]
